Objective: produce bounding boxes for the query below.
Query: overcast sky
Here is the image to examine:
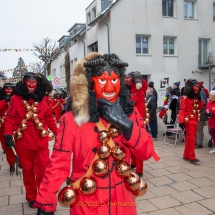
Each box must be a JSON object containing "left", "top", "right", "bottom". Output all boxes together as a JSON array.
[{"left": 0, "top": 0, "right": 93, "bottom": 77}]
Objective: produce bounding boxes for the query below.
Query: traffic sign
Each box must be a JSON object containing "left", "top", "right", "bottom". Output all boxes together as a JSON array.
[{"left": 53, "top": 77, "right": 60, "bottom": 85}]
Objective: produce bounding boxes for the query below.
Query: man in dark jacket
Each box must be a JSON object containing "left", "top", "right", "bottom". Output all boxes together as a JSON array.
[
  {"left": 173, "top": 81, "right": 181, "bottom": 97},
  {"left": 195, "top": 88, "right": 207, "bottom": 148},
  {"left": 148, "top": 81, "right": 157, "bottom": 107}
]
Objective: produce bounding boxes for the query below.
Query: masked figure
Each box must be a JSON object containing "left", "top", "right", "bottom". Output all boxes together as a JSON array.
[
  {"left": 0, "top": 83, "right": 15, "bottom": 173},
  {"left": 4, "top": 72, "right": 58, "bottom": 208},
  {"left": 35, "top": 53, "right": 159, "bottom": 215},
  {"left": 52, "top": 93, "right": 65, "bottom": 123},
  {"left": 178, "top": 79, "right": 203, "bottom": 163},
  {"left": 125, "top": 71, "right": 148, "bottom": 177}
]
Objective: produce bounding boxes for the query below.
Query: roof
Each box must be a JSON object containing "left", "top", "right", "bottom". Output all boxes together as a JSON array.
[
  {"left": 67, "top": 23, "right": 85, "bottom": 33},
  {"left": 88, "top": 0, "right": 118, "bottom": 26},
  {"left": 57, "top": 35, "right": 69, "bottom": 42}
]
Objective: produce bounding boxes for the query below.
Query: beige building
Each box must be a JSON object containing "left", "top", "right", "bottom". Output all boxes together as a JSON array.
[{"left": 51, "top": 0, "right": 215, "bottom": 106}]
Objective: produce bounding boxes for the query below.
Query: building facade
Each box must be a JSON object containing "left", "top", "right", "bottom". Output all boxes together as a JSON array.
[{"left": 51, "top": 0, "right": 215, "bottom": 106}]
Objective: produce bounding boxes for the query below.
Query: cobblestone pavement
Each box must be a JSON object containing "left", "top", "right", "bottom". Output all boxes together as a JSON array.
[{"left": 0, "top": 120, "right": 215, "bottom": 215}]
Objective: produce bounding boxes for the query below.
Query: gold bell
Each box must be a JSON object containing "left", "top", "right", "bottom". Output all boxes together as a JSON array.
[
  {"left": 22, "top": 100, "right": 27, "bottom": 105},
  {"left": 193, "top": 104, "right": 197, "bottom": 108},
  {"left": 111, "top": 145, "right": 126, "bottom": 161},
  {"left": 32, "top": 106, "right": 37, "bottom": 112},
  {"left": 108, "top": 125, "right": 120, "bottom": 137},
  {"left": 34, "top": 102, "right": 39, "bottom": 106},
  {"left": 14, "top": 131, "right": 23, "bottom": 139},
  {"left": 190, "top": 114, "right": 194, "bottom": 119},
  {"left": 98, "top": 130, "right": 110, "bottom": 144},
  {"left": 196, "top": 104, "right": 199, "bottom": 108},
  {"left": 26, "top": 105, "right": 31, "bottom": 112},
  {"left": 92, "top": 159, "right": 109, "bottom": 177},
  {"left": 36, "top": 122, "right": 44, "bottom": 130},
  {"left": 145, "top": 118, "right": 149, "bottom": 123},
  {"left": 0, "top": 118, "right": 4, "bottom": 124},
  {"left": 192, "top": 110, "right": 196, "bottom": 114},
  {"left": 133, "top": 179, "right": 148, "bottom": 197},
  {"left": 145, "top": 103, "right": 148, "bottom": 107},
  {"left": 184, "top": 118, "right": 189, "bottom": 122},
  {"left": 49, "top": 132, "right": 55, "bottom": 141},
  {"left": 197, "top": 110, "right": 200, "bottom": 113},
  {"left": 145, "top": 108, "right": 149, "bottom": 113},
  {"left": 41, "top": 130, "right": 48, "bottom": 137},
  {"left": 124, "top": 172, "right": 141, "bottom": 192},
  {"left": 97, "top": 143, "right": 111, "bottom": 159},
  {"left": 80, "top": 177, "right": 97, "bottom": 196},
  {"left": 115, "top": 160, "right": 132, "bottom": 178},
  {"left": 25, "top": 113, "right": 31, "bottom": 120},
  {"left": 198, "top": 118, "right": 200, "bottom": 122},
  {"left": 146, "top": 113, "right": 150, "bottom": 118},
  {"left": 20, "top": 123, "right": 27, "bottom": 131},
  {"left": 32, "top": 113, "right": 38, "bottom": 120},
  {"left": 198, "top": 114, "right": 201, "bottom": 118},
  {"left": 58, "top": 186, "right": 78, "bottom": 208}
]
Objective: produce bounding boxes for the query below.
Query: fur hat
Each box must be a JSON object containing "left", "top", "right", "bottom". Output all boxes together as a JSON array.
[
  {"left": 183, "top": 78, "right": 200, "bottom": 98},
  {"left": 70, "top": 52, "right": 128, "bottom": 126},
  {"left": 127, "top": 71, "right": 143, "bottom": 90}
]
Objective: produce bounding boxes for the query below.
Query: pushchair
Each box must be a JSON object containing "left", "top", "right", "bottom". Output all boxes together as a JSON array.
[{"left": 208, "top": 127, "right": 214, "bottom": 147}]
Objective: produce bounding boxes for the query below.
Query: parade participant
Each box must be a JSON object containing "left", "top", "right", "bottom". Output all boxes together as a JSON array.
[
  {"left": 35, "top": 52, "right": 159, "bottom": 215},
  {"left": 178, "top": 79, "right": 203, "bottom": 163},
  {"left": 125, "top": 71, "right": 148, "bottom": 177},
  {"left": 52, "top": 93, "right": 65, "bottom": 123},
  {"left": 0, "top": 83, "right": 15, "bottom": 174},
  {"left": 4, "top": 72, "right": 58, "bottom": 208}
]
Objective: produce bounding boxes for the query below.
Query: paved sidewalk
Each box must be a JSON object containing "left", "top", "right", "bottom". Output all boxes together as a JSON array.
[{"left": 0, "top": 120, "right": 215, "bottom": 215}]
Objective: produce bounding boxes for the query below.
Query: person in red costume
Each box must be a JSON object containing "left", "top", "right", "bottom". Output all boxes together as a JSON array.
[
  {"left": 34, "top": 53, "right": 159, "bottom": 215},
  {"left": 0, "top": 83, "right": 16, "bottom": 174},
  {"left": 178, "top": 79, "right": 203, "bottom": 163},
  {"left": 4, "top": 72, "right": 58, "bottom": 208},
  {"left": 125, "top": 71, "right": 147, "bottom": 177},
  {"left": 52, "top": 93, "right": 65, "bottom": 123}
]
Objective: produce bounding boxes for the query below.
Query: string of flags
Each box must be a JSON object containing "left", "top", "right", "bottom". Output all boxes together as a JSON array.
[
  {"left": 0, "top": 48, "right": 63, "bottom": 52},
  {"left": 0, "top": 62, "right": 43, "bottom": 74}
]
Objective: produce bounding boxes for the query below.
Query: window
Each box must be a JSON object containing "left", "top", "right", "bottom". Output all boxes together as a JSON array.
[
  {"left": 136, "top": 35, "right": 149, "bottom": 54},
  {"left": 162, "top": 0, "right": 174, "bottom": 17},
  {"left": 92, "top": 7, "right": 96, "bottom": 19},
  {"left": 199, "top": 39, "right": 209, "bottom": 65},
  {"left": 88, "top": 42, "right": 98, "bottom": 52},
  {"left": 213, "top": 3, "right": 215, "bottom": 21},
  {"left": 101, "top": 0, "right": 113, "bottom": 12},
  {"left": 184, "top": 1, "right": 194, "bottom": 18},
  {"left": 87, "top": 12, "right": 91, "bottom": 24},
  {"left": 163, "top": 37, "right": 175, "bottom": 55}
]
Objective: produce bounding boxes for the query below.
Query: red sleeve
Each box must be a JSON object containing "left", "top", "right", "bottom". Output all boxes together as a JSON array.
[
  {"left": 178, "top": 96, "right": 186, "bottom": 124},
  {"left": 44, "top": 101, "right": 58, "bottom": 134},
  {"left": 121, "top": 107, "right": 159, "bottom": 162},
  {"left": 4, "top": 96, "right": 16, "bottom": 135},
  {"left": 35, "top": 114, "right": 74, "bottom": 212},
  {"left": 0, "top": 100, "right": 6, "bottom": 111}
]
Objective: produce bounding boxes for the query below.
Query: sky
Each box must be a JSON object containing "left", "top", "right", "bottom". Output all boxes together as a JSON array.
[{"left": 0, "top": 0, "right": 93, "bottom": 77}]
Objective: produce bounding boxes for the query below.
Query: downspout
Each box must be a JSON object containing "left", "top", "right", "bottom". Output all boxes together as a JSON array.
[
  {"left": 101, "top": 18, "right": 110, "bottom": 54},
  {"left": 77, "top": 35, "right": 85, "bottom": 57}
]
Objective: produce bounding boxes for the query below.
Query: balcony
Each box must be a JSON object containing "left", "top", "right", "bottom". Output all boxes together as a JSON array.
[{"left": 198, "top": 52, "right": 215, "bottom": 69}]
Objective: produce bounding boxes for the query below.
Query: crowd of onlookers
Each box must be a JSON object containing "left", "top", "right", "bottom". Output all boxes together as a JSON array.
[{"left": 145, "top": 79, "right": 215, "bottom": 154}]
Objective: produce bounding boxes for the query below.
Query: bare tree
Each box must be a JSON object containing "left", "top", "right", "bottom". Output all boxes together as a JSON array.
[
  {"left": 28, "top": 62, "right": 43, "bottom": 73},
  {"left": 32, "top": 37, "right": 60, "bottom": 76}
]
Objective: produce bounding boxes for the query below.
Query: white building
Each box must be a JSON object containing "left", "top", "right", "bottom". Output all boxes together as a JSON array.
[{"left": 51, "top": 0, "right": 215, "bottom": 106}]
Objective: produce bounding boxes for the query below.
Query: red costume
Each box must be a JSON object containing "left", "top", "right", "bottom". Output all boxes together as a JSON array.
[
  {"left": 52, "top": 94, "right": 64, "bottom": 123},
  {"left": 35, "top": 53, "right": 159, "bottom": 215},
  {"left": 178, "top": 79, "right": 203, "bottom": 162},
  {"left": 4, "top": 73, "right": 58, "bottom": 207},
  {"left": 125, "top": 72, "right": 148, "bottom": 176},
  {"left": 0, "top": 84, "right": 15, "bottom": 172}
]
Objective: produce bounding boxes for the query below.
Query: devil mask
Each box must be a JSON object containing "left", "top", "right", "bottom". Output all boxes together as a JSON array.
[
  {"left": 84, "top": 55, "right": 128, "bottom": 103},
  {"left": 4, "top": 87, "right": 13, "bottom": 95},
  {"left": 24, "top": 77, "right": 38, "bottom": 93}
]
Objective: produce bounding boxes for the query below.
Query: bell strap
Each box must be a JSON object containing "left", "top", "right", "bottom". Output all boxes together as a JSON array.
[{"left": 71, "top": 119, "right": 115, "bottom": 189}]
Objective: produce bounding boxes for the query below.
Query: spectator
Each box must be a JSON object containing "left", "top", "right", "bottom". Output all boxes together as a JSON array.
[
  {"left": 205, "top": 90, "right": 215, "bottom": 153},
  {"left": 148, "top": 81, "right": 158, "bottom": 107},
  {"left": 168, "top": 90, "right": 178, "bottom": 125},
  {"left": 199, "top": 81, "right": 209, "bottom": 98},
  {"left": 173, "top": 81, "right": 181, "bottom": 97},
  {"left": 195, "top": 87, "right": 207, "bottom": 148},
  {"left": 146, "top": 87, "right": 158, "bottom": 141}
]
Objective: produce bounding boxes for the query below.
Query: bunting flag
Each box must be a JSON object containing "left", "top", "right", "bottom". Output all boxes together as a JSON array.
[
  {"left": 0, "top": 62, "right": 43, "bottom": 74},
  {"left": 0, "top": 48, "right": 62, "bottom": 52}
]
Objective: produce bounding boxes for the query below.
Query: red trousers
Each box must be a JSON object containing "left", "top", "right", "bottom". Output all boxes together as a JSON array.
[
  {"left": 16, "top": 147, "right": 49, "bottom": 202},
  {"left": 54, "top": 109, "right": 61, "bottom": 123},
  {"left": 184, "top": 124, "right": 197, "bottom": 161},
  {"left": 0, "top": 132, "right": 15, "bottom": 166},
  {"left": 131, "top": 154, "right": 144, "bottom": 173}
]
